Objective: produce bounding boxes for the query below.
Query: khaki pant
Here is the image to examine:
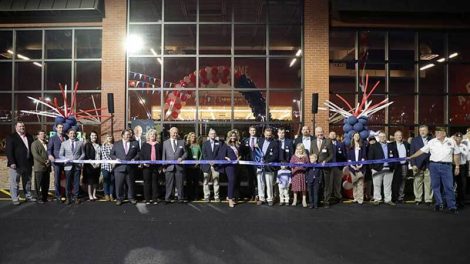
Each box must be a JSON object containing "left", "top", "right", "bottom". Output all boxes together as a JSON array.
[
  {"left": 413, "top": 168, "right": 433, "bottom": 203},
  {"left": 203, "top": 166, "right": 220, "bottom": 200},
  {"left": 351, "top": 171, "right": 364, "bottom": 203}
]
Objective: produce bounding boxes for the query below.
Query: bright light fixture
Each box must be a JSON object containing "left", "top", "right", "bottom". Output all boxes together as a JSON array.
[
  {"left": 437, "top": 58, "right": 445, "bottom": 63},
  {"left": 295, "top": 49, "right": 302, "bottom": 56},
  {"left": 289, "top": 58, "right": 297, "bottom": 67},
  {"left": 420, "top": 63, "right": 435, "bottom": 71},
  {"left": 449, "top": 52, "right": 458, "bottom": 58},
  {"left": 126, "top": 35, "right": 144, "bottom": 53}
]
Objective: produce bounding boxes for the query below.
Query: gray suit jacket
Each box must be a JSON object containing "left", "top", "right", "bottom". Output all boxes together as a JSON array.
[
  {"left": 162, "top": 138, "right": 187, "bottom": 172},
  {"left": 59, "top": 139, "right": 85, "bottom": 171}
]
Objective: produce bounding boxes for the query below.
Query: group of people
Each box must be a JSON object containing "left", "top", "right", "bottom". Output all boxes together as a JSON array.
[{"left": 5, "top": 121, "right": 469, "bottom": 213}]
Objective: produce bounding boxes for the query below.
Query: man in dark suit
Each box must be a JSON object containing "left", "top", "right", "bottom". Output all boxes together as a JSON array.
[
  {"left": 329, "top": 131, "right": 347, "bottom": 202},
  {"left": 111, "top": 129, "right": 140, "bottom": 205},
  {"left": 293, "top": 126, "right": 314, "bottom": 155},
  {"left": 276, "top": 128, "right": 293, "bottom": 204},
  {"left": 59, "top": 129, "right": 85, "bottom": 205},
  {"left": 368, "top": 131, "right": 395, "bottom": 206},
  {"left": 277, "top": 128, "right": 294, "bottom": 164},
  {"left": 410, "top": 125, "right": 433, "bottom": 205},
  {"left": 47, "top": 123, "right": 65, "bottom": 203},
  {"left": 256, "top": 127, "right": 279, "bottom": 206},
  {"left": 201, "top": 128, "right": 225, "bottom": 202},
  {"left": 310, "top": 126, "right": 334, "bottom": 208},
  {"left": 162, "top": 127, "right": 188, "bottom": 203},
  {"left": 240, "top": 125, "right": 258, "bottom": 200},
  {"left": 31, "top": 130, "right": 51, "bottom": 203},
  {"left": 389, "top": 130, "right": 411, "bottom": 203},
  {"left": 6, "top": 122, "right": 35, "bottom": 205}
]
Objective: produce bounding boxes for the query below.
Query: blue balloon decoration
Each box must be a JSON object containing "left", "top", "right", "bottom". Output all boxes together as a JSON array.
[
  {"left": 343, "top": 137, "right": 351, "bottom": 147},
  {"left": 63, "top": 123, "right": 71, "bottom": 132},
  {"left": 360, "top": 130, "right": 369, "bottom": 139},
  {"left": 343, "top": 123, "right": 353, "bottom": 132},
  {"left": 55, "top": 116, "right": 65, "bottom": 124},
  {"left": 358, "top": 117, "right": 368, "bottom": 124},
  {"left": 347, "top": 130, "right": 355, "bottom": 139},
  {"left": 347, "top": 116, "right": 358, "bottom": 125},
  {"left": 353, "top": 122, "right": 364, "bottom": 132},
  {"left": 72, "top": 125, "right": 80, "bottom": 131},
  {"left": 68, "top": 116, "right": 77, "bottom": 126}
]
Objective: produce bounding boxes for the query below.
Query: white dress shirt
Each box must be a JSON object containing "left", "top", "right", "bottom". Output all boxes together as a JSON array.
[{"left": 420, "top": 137, "right": 460, "bottom": 163}]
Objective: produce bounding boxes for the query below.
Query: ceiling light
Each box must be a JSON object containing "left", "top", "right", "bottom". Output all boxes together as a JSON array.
[
  {"left": 17, "top": 54, "right": 30, "bottom": 60},
  {"left": 437, "top": 58, "right": 445, "bottom": 63},
  {"left": 420, "top": 63, "right": 435, "bottom": 71},
  {"left": 295, "top": 49, "right": 302, "bottom": 56},
  {"left": 289, "top": 58, "right": 297, "bottom": 67},
  {"left": 449, "top": 52, "right": 458, "bottom": 58}
]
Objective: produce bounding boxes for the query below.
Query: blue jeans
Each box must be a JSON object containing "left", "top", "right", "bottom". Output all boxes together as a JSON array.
[
  {"left": 102, "top": 169, "right": 115, "bottom": 197},
  {"left": 429, "top": 162, "right": 456, "bottom": 209}
]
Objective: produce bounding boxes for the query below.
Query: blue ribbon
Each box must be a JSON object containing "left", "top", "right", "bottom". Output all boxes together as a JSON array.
[{"left": 55, "top": 158, "right": 407, "bottom": 168}]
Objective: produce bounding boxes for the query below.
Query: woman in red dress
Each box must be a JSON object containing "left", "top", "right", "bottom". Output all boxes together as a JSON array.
[{"left": 290, "top": 143, "right": 309, "bottom": 207}]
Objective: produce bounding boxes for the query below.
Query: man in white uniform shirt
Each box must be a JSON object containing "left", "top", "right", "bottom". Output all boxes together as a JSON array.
[{"left": 408, "top": 127, "right": 460, "bottom": 214}]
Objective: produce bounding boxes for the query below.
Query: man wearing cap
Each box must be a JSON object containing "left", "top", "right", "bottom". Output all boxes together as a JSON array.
[{"left": 408, "top": 127, "right": 460, "bottom": 214}]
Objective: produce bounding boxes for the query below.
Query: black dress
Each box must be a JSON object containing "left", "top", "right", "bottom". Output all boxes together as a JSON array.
[{"left": 83, "top": 142, "right": 101, "bottom": 185}]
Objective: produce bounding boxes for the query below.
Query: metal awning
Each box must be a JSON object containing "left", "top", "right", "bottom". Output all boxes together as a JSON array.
[{"left": 0, "top": 0, "right": 105, "bottom": 23}]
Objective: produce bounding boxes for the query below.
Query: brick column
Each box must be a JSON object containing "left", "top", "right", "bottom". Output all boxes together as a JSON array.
[
  {"left": 101, "top": 0, "right": 127, "bottom": 139},
  {"left": 304, "top": 0, "right": 329, "bottom": 133}
]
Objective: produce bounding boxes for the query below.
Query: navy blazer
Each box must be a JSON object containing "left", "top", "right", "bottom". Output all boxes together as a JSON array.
[
  {"left": 367, "top": 142, "right": 396, "bottom": 172},
  {"left": 201, "top": 139, "right": 224, "bottom": 173},
  {"left": 278, "top": 138, "right": 294, "bottom": 163},
  {"left": 257, "top": 138, "right": 279, "bottom": 172},
  {"left": 388, "top": 141, "right": 411, "bottom": 170},
  {"left": 410, "top": 136, "right": 432, "bottom": 169},
  {"left": 241, "top": 137, "right": 258, "bottom": 161},
  {"left": 222, "top": 144, "right": 239, "bottom": 177},
  {"left": 347, "top": 146, "right": 366, "bottom": 173},
  {"left": 331, "top": 140, "right": 347, "bottom": 163},
  {"left": 110, "top": 140, "right": 140, "bottom": 173},
  {"left": 47, "top": 134, "right": 65, "bottom": 159}
]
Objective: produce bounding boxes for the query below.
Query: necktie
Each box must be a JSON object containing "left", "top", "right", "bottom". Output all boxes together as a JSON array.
[
  {"left": 172, "top": 140, "right": 176, "bottom": 152},
  {"left": 317, "top": 139, "right": 322, "bottom": 150},
  {"left": 71, "top": 140, "right": 75, "bottom": 153},
  {"left": 250, "top": 137, "right": 255, "bottom": 150},
  {"left": 211, "top": 141, "right": 214, "bottom": 152},
  {"left": 59, "top": 135, "right": 63, "bottom": 142},
  {"left": 124, "top": 141, "right": 128, "bottom": 154}
]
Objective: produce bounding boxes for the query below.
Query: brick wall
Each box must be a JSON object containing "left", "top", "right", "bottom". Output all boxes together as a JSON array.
[
  {"left": 100, "top": 0, "right": 127, "bottom": 140},
  {"left": 304, "top": 0, "right": 330, "bottom": 133}
]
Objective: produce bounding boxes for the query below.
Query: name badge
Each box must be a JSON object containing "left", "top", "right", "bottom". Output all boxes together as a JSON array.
[
  {"left": 215, "top": 142, "right": 219, "bottom": 145},
  {"left": 285, "top": 149, "right": 290, "bottom": 153},
  {"left": 322, "top": 149, "right": 327, "bottom": 153},
  {"left": 179, "top": 146, "right": 183, "bottom": 149},
  {"left": 390, "top": 154, "right": 393, "bottom": 157},
  {"left": 269, "top": 152, "right": 273, "bottom": 155},
  {"left": 193, "top": 155, "right": 197, "bottom": 159}
]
